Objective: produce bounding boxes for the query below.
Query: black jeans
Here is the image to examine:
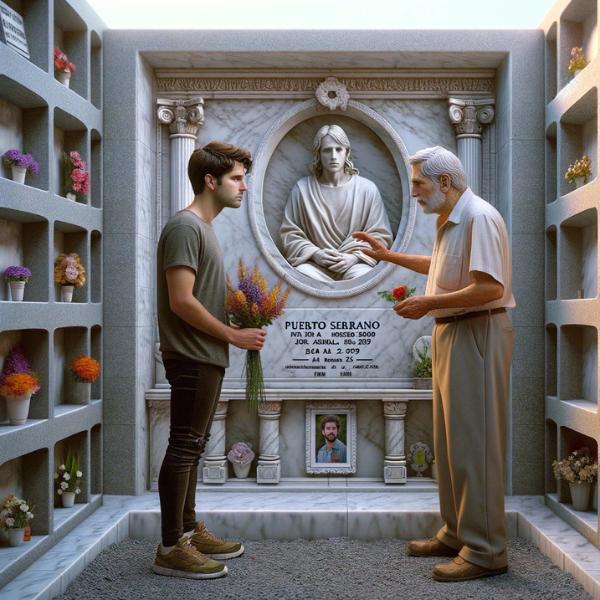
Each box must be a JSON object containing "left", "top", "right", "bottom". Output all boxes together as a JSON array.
[{"left": 158, "top": 358, "right": 225, "bottom": 547}]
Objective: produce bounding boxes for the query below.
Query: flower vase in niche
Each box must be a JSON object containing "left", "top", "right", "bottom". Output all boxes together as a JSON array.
[
  {"left": 568, "top": 47, "right": 588, "bottom": 79},
  {"left": 2, "top": 149, "right": 39, "bottom": 185},
  {"left": 62, "top": 151, "right": 90, "bottom": 202},
  {"left": 4, "top": 266, "right": 31, "bottom": 301},
  {"left": 0, "top": 373, "right": 41, "bottom": 424},
  {"left": 54, "top": 47, "right": 76, "bottom": 88},
  {"left": 69, "top": 356, "right": 100, "bottom": 404},
  {"left": 412, "top": 336, "right": 432, "bottom": 389},
  {"left": 55, "top": 451, "right": 83, "bottom": 508},
  {"left": 565, "top": 156, "right": 592, "bottom": 190},
  {"left": 54, "top": 253, "right": 86, "bottom": 302},
  {"left": 1, "top": 495, "right": 34, "bottom": 546},
  {"left": 227, "top": 442, "right": 255, "bottom": 479},
  {"left": 553, "top": 447, "right": 598, "bottom": 512}
]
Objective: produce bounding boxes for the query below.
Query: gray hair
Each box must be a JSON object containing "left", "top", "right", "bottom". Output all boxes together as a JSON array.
[
  {"left": 408, "top": 146, "right": 467, "bottom": 191},
  {"left": 309, "top": 125, "right": 359, "bottom": 178}
]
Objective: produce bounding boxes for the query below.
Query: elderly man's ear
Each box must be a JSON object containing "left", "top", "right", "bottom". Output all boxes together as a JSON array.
[{"left": 439, "top": 174, "right": 452, "bottom": 193}]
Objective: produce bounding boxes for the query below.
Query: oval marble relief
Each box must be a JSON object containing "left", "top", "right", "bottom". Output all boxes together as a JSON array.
[{"left": 248, "top": 99, "right": 416, "bottom": 298}]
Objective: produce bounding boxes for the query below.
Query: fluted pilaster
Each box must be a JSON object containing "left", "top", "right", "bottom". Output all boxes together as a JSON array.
[
  {"left": 202, "top": 401, "right": 229, "bottom": 484},
  {"left": 448, "top": 98, "right": 494, "bottom": 197},
  {"left": 383, "top": 401, "right": 408, "bottom": 484},
  {"left": 257, "top": 401, "right": 282, "bottom": 484},
  {"left": 157, "top": 97, "right": 204, "bottom": 216}
]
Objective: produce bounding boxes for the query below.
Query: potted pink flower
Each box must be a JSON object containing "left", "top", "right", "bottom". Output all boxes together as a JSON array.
[
  {"left": 54, "top": 47, "right": 76, "bottom": 88},
  {"left": 62, "top": 151, "right": 90, "bottom": 201},
  {"left": 227, "top": 442, "right": 255, "bottom": 478}
]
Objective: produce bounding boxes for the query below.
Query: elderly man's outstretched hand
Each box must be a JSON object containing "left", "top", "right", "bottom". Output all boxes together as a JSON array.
[{"left": 352, "top": 231, "right": 388, "bottom": 262}]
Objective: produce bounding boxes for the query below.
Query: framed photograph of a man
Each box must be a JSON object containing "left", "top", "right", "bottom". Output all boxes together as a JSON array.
[{"left": 306, "top": 402, "right": 356, "bottom": 474}]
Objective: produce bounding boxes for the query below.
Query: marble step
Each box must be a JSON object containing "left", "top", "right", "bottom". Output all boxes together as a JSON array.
[{"left": 2, "top": 493, "right": 600, "bottom": 599}]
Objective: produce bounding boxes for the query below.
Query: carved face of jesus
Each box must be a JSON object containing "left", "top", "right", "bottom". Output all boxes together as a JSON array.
[{"left": 319, "top": 135, "right": 349, "bottom": 177}]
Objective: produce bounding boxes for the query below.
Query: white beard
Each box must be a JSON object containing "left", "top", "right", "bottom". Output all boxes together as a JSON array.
[{"left": 418, "top": 182, "right": 446, "bottom": 214}]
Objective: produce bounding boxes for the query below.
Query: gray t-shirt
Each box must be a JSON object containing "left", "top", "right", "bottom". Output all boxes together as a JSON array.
[{"left": 157, "top": 210, "right": 229, "bottom": 367}]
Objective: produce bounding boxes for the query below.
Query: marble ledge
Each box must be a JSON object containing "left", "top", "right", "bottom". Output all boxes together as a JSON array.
[{"left": 146, "top": 388, "right": 433, "bottom": 402}]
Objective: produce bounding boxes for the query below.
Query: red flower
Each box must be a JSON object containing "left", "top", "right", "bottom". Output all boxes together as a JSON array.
[
  {"left": 67, "top": 62, "right": 76, "bottom": 73},
  {"left": 392, "top": 286, "right": 407, "bottom": 300}
]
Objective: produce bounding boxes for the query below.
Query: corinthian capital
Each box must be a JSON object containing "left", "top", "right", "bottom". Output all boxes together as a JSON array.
[
  {"left": 157, "top": 97, "right": 204, "bottom": 138},
  {"left": 448, "top": 98, "right": 495, "bottom": 138}
]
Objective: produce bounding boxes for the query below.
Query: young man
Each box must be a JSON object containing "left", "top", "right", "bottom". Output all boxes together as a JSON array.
[
  {"left": 316, "top": 414, "right": 347, "bottom": 463},
  {"left": 153, "top": 142, "right": 267, "bottom": 580},
  {"left": 354, "top": 147, "right": 514, "bottom": 582}
]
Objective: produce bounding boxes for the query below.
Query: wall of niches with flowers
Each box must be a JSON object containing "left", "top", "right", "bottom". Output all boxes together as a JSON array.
[{"left": 0, "top": 0, "right": 104, "bottom": 571}]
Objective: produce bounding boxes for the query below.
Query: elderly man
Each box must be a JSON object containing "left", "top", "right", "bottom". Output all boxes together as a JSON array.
[
  {"left": 280, "top": 124, "right": 392, "bottom": 282},
  {"left": 354, "top": 146, "right": 514, "bottom": 582}
]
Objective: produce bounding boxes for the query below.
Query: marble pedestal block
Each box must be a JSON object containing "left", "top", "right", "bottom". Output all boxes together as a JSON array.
[
  {"left": 146, "top": 388, "right": 433, "bottom": 487},
  {"left": 257, "top": 401, "right": 282, "bottom": 484},
  {"left": 202, "top": 402, "right": 229, "bottom": 484},
  {"left": 383, "top": 401, "right": 408, "bottom": 484}
]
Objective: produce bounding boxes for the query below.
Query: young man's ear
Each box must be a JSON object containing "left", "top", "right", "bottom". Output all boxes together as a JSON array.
[{"left": 205, "top": 174, "right": 216, "bottom": 191}]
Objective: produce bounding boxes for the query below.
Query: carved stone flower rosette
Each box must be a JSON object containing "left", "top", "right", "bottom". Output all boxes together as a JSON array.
[
  {"left": 407, "top": 442, "right": 433, "bottom": 476},
  {"left": 315, "top": 77, "right": 350, "bottom": 111}
]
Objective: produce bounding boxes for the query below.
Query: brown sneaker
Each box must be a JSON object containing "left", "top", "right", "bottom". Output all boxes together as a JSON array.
[
  {"left": 432, "top": 556, "right": 508, "bottom": 582},
  {"left": 408, "top": 536, "right": 460, "bottom": 557},
  {"left": 152, "top": 536, "right": 227, "bottom": 579},
  {"left": 189, "top": 521, "right": 244, "bottom": 559}
]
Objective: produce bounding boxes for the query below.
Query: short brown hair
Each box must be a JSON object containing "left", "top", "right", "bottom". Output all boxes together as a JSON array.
[
  {"left": 321, "top": 414, "right": 341, "bottom": 432},
  {"left": 188, "top": 141, "right": 252, "bottom": 194}
]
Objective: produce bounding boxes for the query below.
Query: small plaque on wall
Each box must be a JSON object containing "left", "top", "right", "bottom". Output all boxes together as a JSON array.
[{"left": 0, "top": 1, "right": 30, "bottom": 59}]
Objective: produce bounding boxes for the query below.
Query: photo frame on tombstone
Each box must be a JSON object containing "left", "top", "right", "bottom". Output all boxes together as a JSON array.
[{"left": 306, "top": 402, "right": 356, "bottom": 474}]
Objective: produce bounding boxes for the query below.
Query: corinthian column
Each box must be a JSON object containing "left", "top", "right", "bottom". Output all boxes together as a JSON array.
[
  {"left": 257, "top": 401, "right": 282, "bottom": 484},
  {"left": 202, "top": 401, "right": 228, "bottom": 484},
  {"left": 157, "top": 97, "right": 204, "bottom": 216},
  {"left": 383, "top": 401, "right": 408, "bottom": 484},
  {"left": 448, "top": 98, "right": 494, "bottom": 197}
]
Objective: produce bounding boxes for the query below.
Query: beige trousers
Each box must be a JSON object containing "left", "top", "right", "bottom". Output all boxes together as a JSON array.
[{"left": 432, "top": 310, "right": 514, "bottom": 570}]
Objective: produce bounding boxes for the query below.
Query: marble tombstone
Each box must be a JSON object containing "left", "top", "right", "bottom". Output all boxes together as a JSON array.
[{"left": 149, "top": 76, "right": 494, "bottom": 487}]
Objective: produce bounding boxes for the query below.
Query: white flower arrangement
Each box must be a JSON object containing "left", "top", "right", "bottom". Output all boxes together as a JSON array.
[
  {"left": 0, "top": 494, "right": 34, "bottom": 530},
  {"left": 55, "top": 451, "right": 83, "bottom": 495}
]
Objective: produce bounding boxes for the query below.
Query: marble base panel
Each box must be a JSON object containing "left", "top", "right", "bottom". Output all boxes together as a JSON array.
[{"left": 4, "top": 493, "right": 600, "bottom": 599}]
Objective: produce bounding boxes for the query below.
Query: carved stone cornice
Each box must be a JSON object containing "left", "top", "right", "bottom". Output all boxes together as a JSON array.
[
  {"left": 157, "top": 97, "right": 204, "bottom": 139},
  {"left": 155, "top": 76, "right": 495, "bottom": 100},
  {"left": 448, "top": 97, "right": 495, "bottom": 139}
]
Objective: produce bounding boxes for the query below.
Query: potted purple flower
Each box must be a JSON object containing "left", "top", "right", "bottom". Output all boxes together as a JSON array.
[
  {"left": 4, "top": 266, "right": 31, "bottom": 302},
  {"left": 227, "top": 442, "right": 255, "bottom": 479},
  {"left": 2, "top": 150, "right": 39, "bottom": 185}
]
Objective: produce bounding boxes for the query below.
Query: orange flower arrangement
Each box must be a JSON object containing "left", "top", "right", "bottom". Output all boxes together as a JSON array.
[
  {"left": 69, "top": 356, "right": 100, "bottom": 383},
  {"left": 0, "top": 373, "right": 41, "bottom": 398}
]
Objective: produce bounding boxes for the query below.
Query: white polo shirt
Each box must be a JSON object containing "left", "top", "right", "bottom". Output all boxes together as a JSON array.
[{"left": 425, "top": 187, "right": 516, "bottom": 318}]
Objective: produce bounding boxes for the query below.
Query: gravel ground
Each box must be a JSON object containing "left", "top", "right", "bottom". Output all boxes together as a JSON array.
[{"left": 57, "top": 537, "right": 590, "bottom": 600}]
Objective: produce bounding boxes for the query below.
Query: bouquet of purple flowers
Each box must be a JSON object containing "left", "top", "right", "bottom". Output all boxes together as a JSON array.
[
  {"left": 4, "top": 266, "right": 32, "bottom": 283},
  {"left": 2, "top": 150, "right": 39, "bottom": 177},
  {"left": 227, "top": 442, "right": 255, "bottom": 466}
]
